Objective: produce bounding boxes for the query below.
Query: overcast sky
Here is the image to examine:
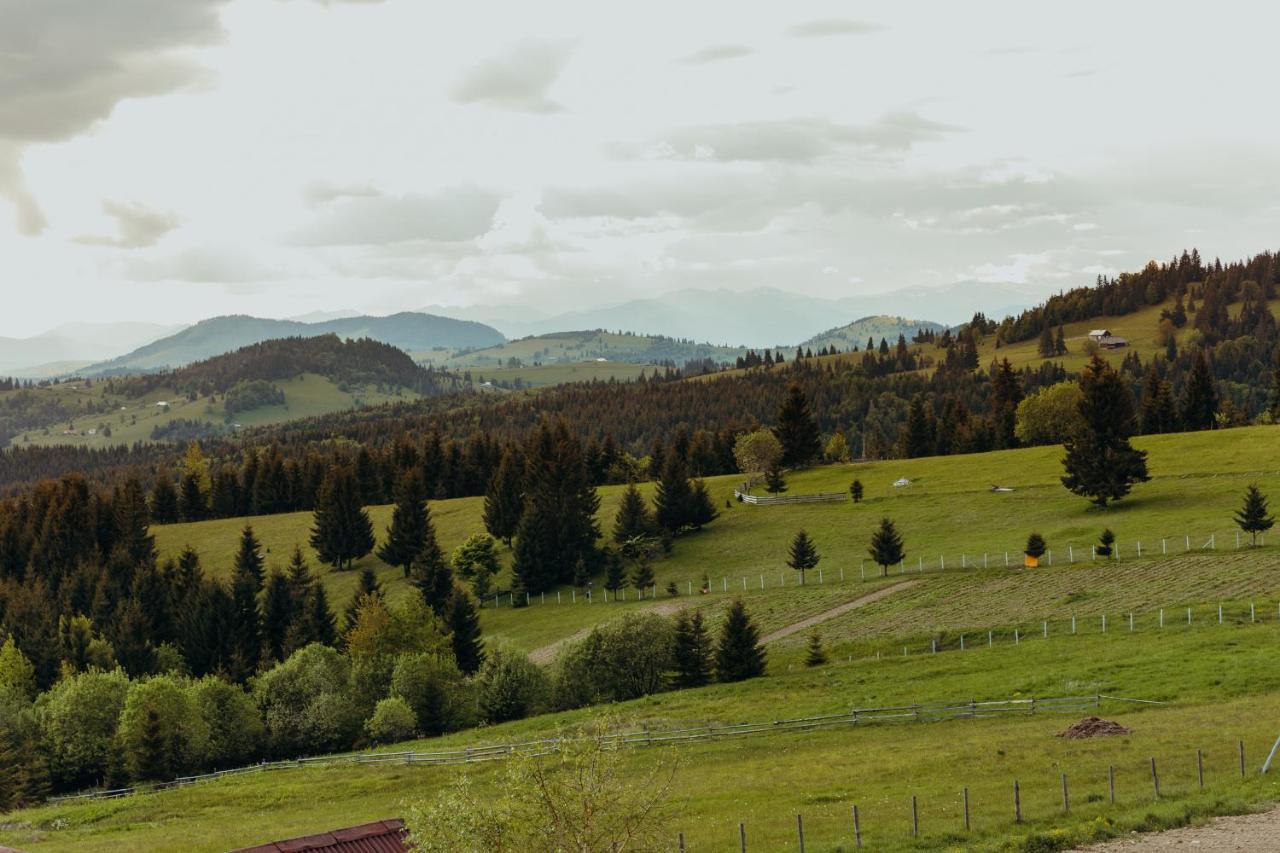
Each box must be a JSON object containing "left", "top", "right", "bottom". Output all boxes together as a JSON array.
[{"left": 2, "top": 0, "right": 1279, "bottom": 337}]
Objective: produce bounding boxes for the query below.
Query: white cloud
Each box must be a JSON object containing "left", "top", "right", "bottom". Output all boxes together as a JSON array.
[
  {"left": 75, "top": 200, "right": 181, "bottom": 248},
  {"left": 450, "top": 38, "right": 576, "bottom": 113}
]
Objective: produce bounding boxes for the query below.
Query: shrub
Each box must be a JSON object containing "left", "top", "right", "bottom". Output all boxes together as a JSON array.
[
  {"left": 253, "top": 644, "right": 361, "bottom": 758},
  {"left": 391, "top": 653, "right": 467, "bottom": 737},
  {"left": 551, "top": 613, "right": 675, "bottom": 710},
  {"left": 35, "top": 669, "right": 130, "bottom": 788},
  {"left": 476, "top": 648, "right": 548, "bottom": 725},
  {"left": 117, "top": 676, "right": 209, "bottom": 781},
  {"left": 365, "top": 697, "right": 418, "bottom": 745},
  {"left": 187, "top": 676, "right": 264, "bottom": 771}
]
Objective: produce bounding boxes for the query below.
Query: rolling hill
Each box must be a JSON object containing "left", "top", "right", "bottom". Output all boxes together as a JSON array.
[
  {"left": 800, "top": 315, "right": 947, "bottom": 352},
  {"left": 83, "top": 312, "right": 504, "bottom": 376},
  {"left": 0, "top": 321, "right": 184, "bottom": 375},
  {"left": 440, "top": 329, "right": 746, "bottom": 372}
]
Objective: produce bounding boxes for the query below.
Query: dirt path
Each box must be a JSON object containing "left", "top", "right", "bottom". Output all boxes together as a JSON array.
[
  {"left": 526, "top": 600, "right": 686, "bottom": 665},
  {"left": 758, "top": 580, "right": 918, "bottom": 645},
  {"left": 1076, "top": 806, "right": 1280, "bottom": 850}
]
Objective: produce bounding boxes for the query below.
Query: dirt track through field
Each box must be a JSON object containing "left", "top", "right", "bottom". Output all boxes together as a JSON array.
[
  {"left": 1077, "top": 805, "right": 1280, "bottom": 850},
  {"left": 758, "top": 580, "right": 919, "bottom": 645}
]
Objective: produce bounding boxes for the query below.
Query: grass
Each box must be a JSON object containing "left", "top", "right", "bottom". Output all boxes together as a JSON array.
[
  {"left": 7, "top": 622, "right": 1280, "bottom": 850},
  {"left": 469, "top": 360, "right": 654, "bottom": 388},
  {"left": 5, "top": 373, "right": 419, "bottom": 449},
  {"left": 152, "top": 425, "right": 1280, "bottom": 653}
]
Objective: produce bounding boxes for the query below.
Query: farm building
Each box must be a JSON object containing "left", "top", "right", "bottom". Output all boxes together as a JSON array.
[
  {"left": 1087, "top": 329, "right": 1128, "bottom": 349},
  {"left": 231, "top": 818, "right": 410, "bottom": 852}
]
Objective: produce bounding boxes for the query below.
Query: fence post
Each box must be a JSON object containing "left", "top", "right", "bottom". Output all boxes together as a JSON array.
[
  {"left": 960, "top": 634, "right": 965, "bottom": 650},
  {"left": 963, "top": 786, "right": 970, "bottom": 831},
  {"left": 1160, "top": 608, "right": 1164, "bottom": 628},
  {"left": 1137, "top": 541, "right": 1142, "bottom": 557},
  {"left": 1108, "top": 765, "right": 1115, "bottom": 803},
  {"left": 1197, "top": 749, "right": 1204, "bottom": 788},
  {"left": 1062, "top": 773, "right": 1069, "bottom": 813},
  {"left": 840, "top": 566, "right": 844, "bottom": 581},
  {"left": 852, "top": 805, "right": 862, "bottom": 849},
  {"left": 1151, "top": 757, "right": 1160, "bottom": 798},
  {"left": 988, "top": 630, "right": 993, "bottom": 647},
  {"left": 1014, "top": 628, "right": 1019, "bottom": 644},
  {"left": 678, "top": 832, "right": 686, "bottom": 852},
  {"left": 911, "top": 794, "right": 919, "bottom": 837},
  {"left": 984, "top": 553, "right": 989, "bottom": 568},
  {"left": 572, "top": 590, "right": 576, "bottom": 603},
  {"left": 1102, "top": 614, "right": 1106, "bottom": 633},
  {"left": 1043, "top": 621, "right": 1047, "bottom": 638},
  {"left": 1219, "top": 604, "right": 1223, "bottom": 624},
  {"left": 1092, "top": 545, "right": 1096, "bottom": 561},
  {"left": 739, "top": 822, "right": 747, "bottom": 853},
  {"left": 1072, "top": 615, "right": 1076, "bottom": 634},
  {"left": 932, "top": 638, "right": 937, "bottom": 654},
  {"left": 941, "top": 555, "right": 945, "bottom": 571},
  {"left": 1005, "top": 551, "right": 1009, "bottom": 567},
  {"left": 1187, "top": 607, "right": 1191, "bottom": 625},
  {"left": 1251, "top": 603, "right": 1256, "bottom": 623},
  {"left": 1069, "top": 545, "right": 1074, "bottom": 563},
  {"left": 1014, "top": 779, "right": 1022, "bottom": 823},
  {"left": 1048, "top": 549, "right": 1052, "bottom": 566},
  {"left": 796, "top": 814, "right": 805, "bottom": 853}
]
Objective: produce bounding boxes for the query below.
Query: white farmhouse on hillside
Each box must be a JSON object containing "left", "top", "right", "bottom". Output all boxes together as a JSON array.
[{"left": 1087, "top": 329, "right": 1129, "bottom": 349}]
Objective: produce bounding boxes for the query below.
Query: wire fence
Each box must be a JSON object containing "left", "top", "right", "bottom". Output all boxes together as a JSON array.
[
  {"left": 47, "top": 694, "right": 1154, "bottom": 804},
  {"left": 483, "top": 528, "right": 1270, "bottom": 608},
  {"left": 676, "top": 738, "right": 1266, "bottom": 851}
]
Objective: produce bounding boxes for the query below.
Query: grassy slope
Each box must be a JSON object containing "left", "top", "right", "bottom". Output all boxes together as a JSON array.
[
  {"left": 444, "top": 330, "right": 745, "bottom": 369},
  {"left": 7, "top": 623, "right": 1280, "bottom": 851},
  {"left": 469, "top": 360, "right": 654, "bottom": 388},
  {"left": 4, "top": 374, "right": 420, "bottom": 449},
  {"left": 153, "top": 425, "right": 1280, "bottom": 653}
]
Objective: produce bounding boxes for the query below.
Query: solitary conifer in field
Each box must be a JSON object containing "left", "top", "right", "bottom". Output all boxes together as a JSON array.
[
  {"left": 653, "top": 448, "right": 694, "bottom": 533},
  {"left": 1061, "top": 355, "right": 1150, "bottom": 507},
  {"left": 787, "top": 529, "right": 820, "bottom": 584},
  {"left": 1024, "top": 532, "right": 1047, "bottom": 559},
  {"left": 1235, "top": 485, "right": 1275, "bottom": 547},
  {"left": 868, "top": 517, "right": 905, "bottom": 577},
  {"left": 715, "top": 599, "right": 766, "bottom": 682},
  {"left": 672, "top": 610, "right": 712, "bottom": 688},
  {"left": 378, "top": 470, "right": 429, "bottom": 577},
  {"left": 764, "top": 462, "right": 787, "bottom": 494},
  {"left": 850, "top": 479, "right": 864, "bottom": 503},
  {"left": 1097, "top": 528, "right": 1115, "bottom": 557},
  {"left": 804, "top": 632, "right": 827, "bottom": 668}
]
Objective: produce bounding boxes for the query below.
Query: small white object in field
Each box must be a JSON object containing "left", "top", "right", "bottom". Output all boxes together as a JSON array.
[
  {"left": 990, "top": 485, "right": 1015, "bottom": 493},
  {"left": 892, "top": 477, "right": 910, "bottom": 487}
]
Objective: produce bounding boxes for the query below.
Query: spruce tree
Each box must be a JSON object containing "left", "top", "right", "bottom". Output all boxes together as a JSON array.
[
  {"left": 1024, "top": 532, "right": 1047, "bottom": 559},
  {"left": 1097, "top": 528, "right": 1115, "bottom": 557},
  {"left": 445, "top": 586, "right": 485, "bottom": 674},
  {"left": 653, "top": 447, "right": 694, "bottom": 534},
  {"left": 804, "top": 632, "right": 827, "bottom": 667},
  {"left": 603, "top": 550, "right": 627, "bottom": 595},
  {"left": 233, "top": 525, "right": 266, "bottom": 589},
  {"left": 1054, "top": 326, "right": 1068, "bottom": 356},
  {"left": 409, "top": 505, "right": 453, "bottom": 617},
  {"left": 630, "top": 559, "right": 655, "bottom": 598},
  {"left": 764, "top": 462, "right": 787, "bottom": 494},
  {"left": 229, "top": 528, "right": 264, "bottom": 680},
  {"left": 310, "top": 466, "right": 375, "bottom": 571},
  {"left": 1269, "top": 356, "right": 1280, "bottom": 423},
  {"left": 137, "top": 709, "right": 168, "bottom": 781},
  {"left": 850, "top": 479, "right": 864, "bottom": 503},
  {"left": 1235, "top": 485, "right": 1275, "bottom": 547},
  {"left": 774, "top": 383, "right": 822, "bottom": 467},
  {"left": 115, "top": 477, "right": 156, "bottom": 568},
  {"left": 307, "top": 582, "right": 339, "bottom": 647},
  {"left": 687, "top": 479, "right": 719, "bottom": 530},
  {"left": 868, "top": 517, "right": 905, "bottom": 577},
  {"left": 1061, "top": 355, "right": 1150, "bottom": 507},
  {"left": 261, "top": 568, "right": 293, "bottom": 663},
  {"left": 510, "top": 421, "right": 600, "bottom": 595},
  {"left": 672, "top": 610, "right": 712, "bottom": 688},
  {"left": 786, "top": 529, "right": 820, "bottom": 584},
  {"left": 1140, "top": 369, "right": 1179, "bottom": 435},
  {"left": 1037, "top": 326, "right": 1054, "bottom": 358},
  {"left": 377, "top": 470, "right": 429, "bottom": 577},
  {"left": 343, "top": 568, "right": 384, "bottom": 631},
  {"left": 714, "top": 599, "right": 766, "bottom": 682},
  {"left": 483, "top": 446, "right": 524, "bottom": 546},
  {"left": 178, "top": 471, "right": 206, "bottom": 522},
  {"left": 150, "top": 471, "right": 180, "bottom": 524},
  {"left": 902, "top": 396, "right": 934, "bottom": 458},
  {"left": 1180, "top": 350, "right": 1218, "bottom": 431},
  {"left": 613, "top": 482, "right": 655, "bottom": 542},
  {"left": 990, "top": 358, "right": 1022, "bottom": 449}
]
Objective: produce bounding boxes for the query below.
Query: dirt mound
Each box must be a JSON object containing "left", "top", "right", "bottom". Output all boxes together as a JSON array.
[{"left": 1057, "top": 716, "right": 1132, "bottom": 739}]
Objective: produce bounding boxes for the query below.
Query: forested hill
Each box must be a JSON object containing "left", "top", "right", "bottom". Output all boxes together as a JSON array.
[
  {"left": 83, "top": 312, "right": 505, "bottom": 375},
  {"left": 104, "top": 335, "right": 464, "bottom": 399}
]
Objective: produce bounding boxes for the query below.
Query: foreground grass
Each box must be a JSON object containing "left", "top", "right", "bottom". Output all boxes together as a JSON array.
[{"left": 6, "top": 623, "right": 1280, "bottom": 851}]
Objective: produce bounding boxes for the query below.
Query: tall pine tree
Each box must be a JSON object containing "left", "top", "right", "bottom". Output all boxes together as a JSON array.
[
  {"left": 868, "top": 517, "right": 905, "bottom": 577},
  {"left": 672, "top": 609, "right": 712, "bottom": 688},
  {"left": 1235, "top": 485, "right": 1275, "bottom": 547},
  {"left": 483, "top": 446, "right": 524, "bottom": 546},
  {"left": 377, "top": 470, "right": 429, "bottom": 577},
  {"left": 1181, "top": 350, "right": 1218, "bottom": 431},
  {"left": 310, "top": 466, "right": 375, "bottom": 571},
  {"left": 409, "top": 504, "right": 454, "bottom": 617},
  {"left": 445, "top": 586, "right": 485, "bottom": 675},
  {"left": 613, "top": 482, "right": 655, "bottom": 542},
  {"left": 714, "top": 599, "right": 766, "bottom": 682},
  {"left": 774, "top": 384, "right": 821, "bottom": 467},
  {"left": 1061, "top": 355, "right": 1150, "bottom": 507},
  {"left": 786, "top": 529, "right": 820, "bottom": 584}
]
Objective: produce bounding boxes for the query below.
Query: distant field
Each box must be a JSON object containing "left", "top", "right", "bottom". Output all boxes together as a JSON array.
[
  {"left": 3, "top": 373, "right": 420, "bottom": 449},
  {"left": 469, "top": 360, "right": 654, "bottom": 388},
  {"left": 152, "top": 425, "right": 1280, "bottom": 654}
]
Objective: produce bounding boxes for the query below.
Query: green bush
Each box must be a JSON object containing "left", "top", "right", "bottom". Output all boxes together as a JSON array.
[
  {"left": 117, "top": 676, "right": 209, "bottom": 782},
  {"left": 551, "top": 612, "right": 675, "bottom": 710},
  {"left": 476, "top": 648, "right": 548, "bottom": 725},
  {"left": 187, "top": 676, "right": 264, "bottom": 771},
  {"left": 35, "top": 669, "right": 129, "bottom": 789},
  {"left": 364, "top": 696, "right": 417, "bottom": 745},
  {"left": 253, "top": 644, "right": 360, "bottom": 758},
  {"left": 391, "top": 653, "right": 467, "bottom": 737}
]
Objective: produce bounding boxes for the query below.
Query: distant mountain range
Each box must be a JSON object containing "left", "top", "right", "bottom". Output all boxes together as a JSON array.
[
  {"left": 801, "top": 316, "right": 947, "bottom": 352},
  {"left": 424, "top": 281, "right": 1042, "bottom": 346},
  {"left": 82, "top": 313, "right": 505, "bottom": 376},
  {"left": 0, "top": 322, "right": 186, "bottom": 375}
]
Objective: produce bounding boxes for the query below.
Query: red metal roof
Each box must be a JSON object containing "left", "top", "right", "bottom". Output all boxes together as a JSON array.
[{"left": 231, "top": 819, "right": 411, "bottom": 853}]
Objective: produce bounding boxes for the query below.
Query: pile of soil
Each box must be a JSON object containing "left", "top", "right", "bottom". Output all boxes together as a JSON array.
[{"left": 1056, "top": 716, "right": 1132, "bottom": 739}]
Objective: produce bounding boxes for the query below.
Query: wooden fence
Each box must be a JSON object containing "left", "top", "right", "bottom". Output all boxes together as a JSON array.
[
  {"left": 734, "top": 489, "right": 848, "bottom": 506},
  {"left": 47, "top": 694, "right": 1143, "bottom": 804}
]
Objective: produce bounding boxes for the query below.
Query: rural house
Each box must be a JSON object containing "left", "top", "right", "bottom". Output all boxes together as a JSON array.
[{"left": 1087, "top": 329, "right": 1129, "bottom": 349}]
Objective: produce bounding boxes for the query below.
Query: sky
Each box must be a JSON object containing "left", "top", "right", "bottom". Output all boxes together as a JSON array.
[{"left": 3, "top": 0, "right": 1280, "bottom": 337}]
